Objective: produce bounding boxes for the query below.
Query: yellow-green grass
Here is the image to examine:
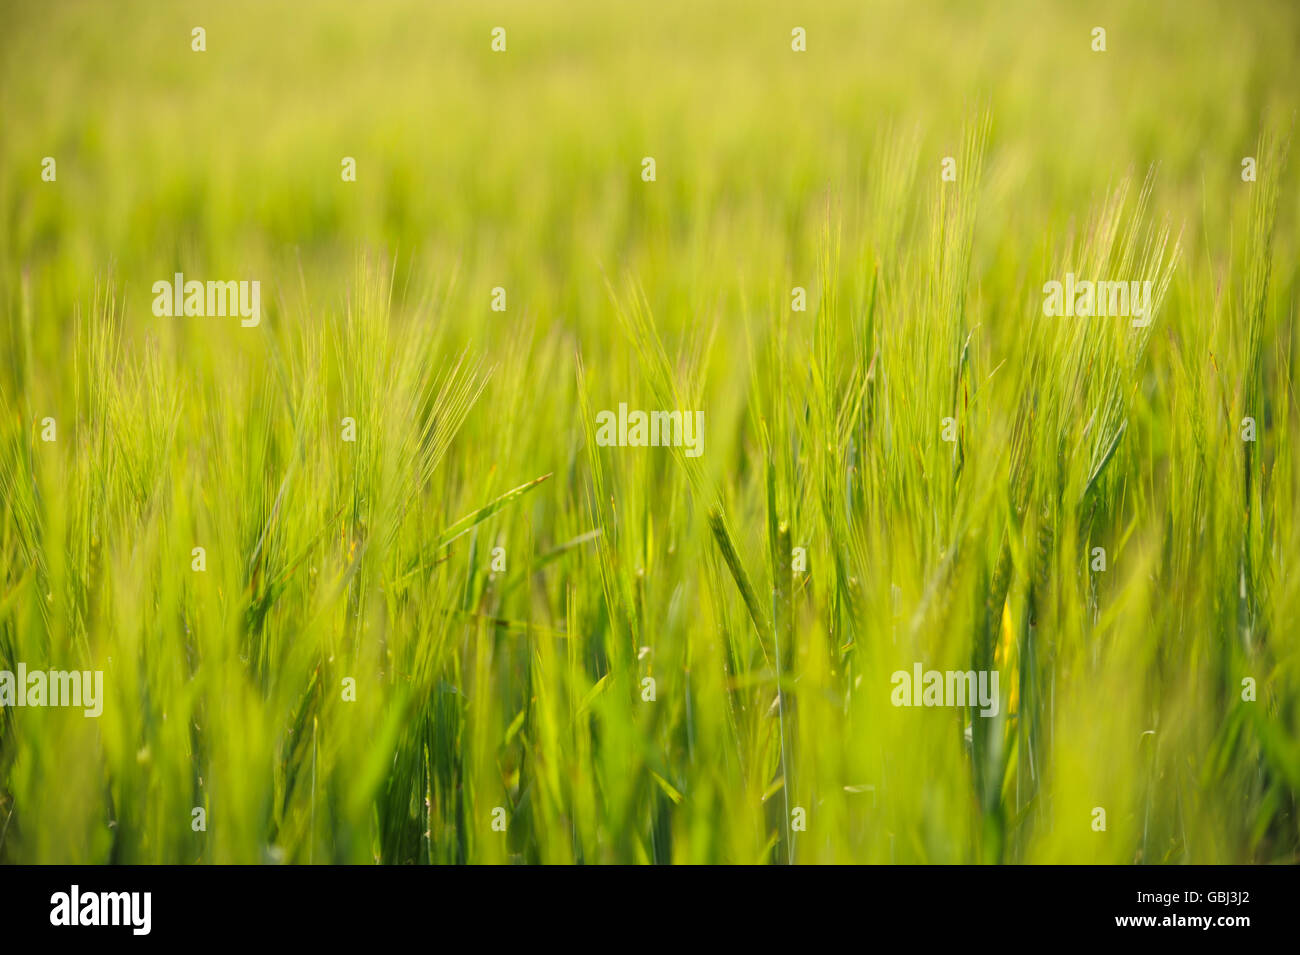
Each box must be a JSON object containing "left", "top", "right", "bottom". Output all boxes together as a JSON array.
[{"left": 0, "top": 0, "right": 1297, "bottom": 863}]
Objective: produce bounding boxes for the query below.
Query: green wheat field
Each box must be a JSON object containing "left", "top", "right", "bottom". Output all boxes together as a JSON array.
[{"left": 1, "top": 0, "right": 1298, "bottom": 864}]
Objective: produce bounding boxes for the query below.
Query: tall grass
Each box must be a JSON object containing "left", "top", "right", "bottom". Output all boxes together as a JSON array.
[{"left": 1, "top": 0, "right": 1298, "bottom": 863}]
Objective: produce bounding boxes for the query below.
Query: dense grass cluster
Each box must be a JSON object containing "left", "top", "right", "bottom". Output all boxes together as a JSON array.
[{"left": 1, "top": 0, "right": 1298, "bottom": 863}]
